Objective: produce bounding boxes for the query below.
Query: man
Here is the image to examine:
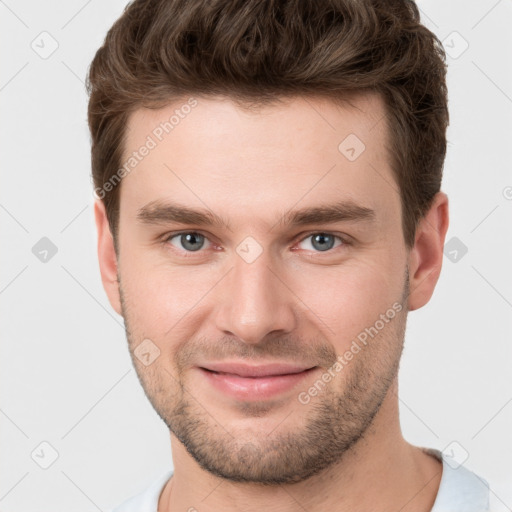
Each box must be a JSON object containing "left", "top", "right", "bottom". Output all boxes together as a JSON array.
[{"left": 87, "top": 0, "right": 493, "bottom": 510}]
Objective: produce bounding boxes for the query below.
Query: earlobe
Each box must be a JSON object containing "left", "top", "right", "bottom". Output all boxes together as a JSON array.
[
  {"left": 94, "top": 199, "right": 122, "bottom": 316},
  {"left": 406, "top": 192, "right": 450, "bottom": 312}
]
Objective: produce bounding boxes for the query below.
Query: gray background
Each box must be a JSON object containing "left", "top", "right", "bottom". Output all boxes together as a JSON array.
[{"left": 1, "top": 0, "right": 511, "bottom": 510}]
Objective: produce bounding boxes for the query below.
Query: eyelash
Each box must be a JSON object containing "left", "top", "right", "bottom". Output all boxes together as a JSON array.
[{"left": 161, "top": 231, "right": 351, "bottom": 258}]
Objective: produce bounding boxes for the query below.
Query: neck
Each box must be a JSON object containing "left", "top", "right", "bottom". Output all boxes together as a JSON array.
[{"left": 159, "top": 378, "right": 442, "bottom": 512}]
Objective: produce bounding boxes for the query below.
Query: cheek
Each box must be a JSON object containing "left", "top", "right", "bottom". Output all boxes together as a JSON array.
[
  {"left": 119, "top": 252, "right": 214, "bottom": 342},
  {"left": 288, "top": 257, "right": 403, "bottom": 344}
]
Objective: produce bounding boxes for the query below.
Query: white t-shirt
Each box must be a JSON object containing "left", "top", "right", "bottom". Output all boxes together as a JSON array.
[{"left": 110, "top": 448, "right": 495, "bottom": 512}]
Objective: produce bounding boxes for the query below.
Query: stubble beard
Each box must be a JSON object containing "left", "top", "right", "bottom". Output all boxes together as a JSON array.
[{"left": 119, "top": 270, "right": 409, "bottom": 485}]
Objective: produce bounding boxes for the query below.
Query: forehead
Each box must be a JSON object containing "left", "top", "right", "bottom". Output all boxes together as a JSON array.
[{"left": 120, "top": 93, "right": 397, "bottom": 231}]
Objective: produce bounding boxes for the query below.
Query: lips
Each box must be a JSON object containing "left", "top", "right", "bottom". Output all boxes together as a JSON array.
[
  {"left": 197, "top": 361, "right": 318, "bottom": 401},
  {"left": 199, "top": 361, "right": 315, "bottom": 378}
]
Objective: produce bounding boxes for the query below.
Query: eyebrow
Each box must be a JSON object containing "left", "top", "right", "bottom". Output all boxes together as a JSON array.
[
  {"left": 277, "top": 201, "right": 376, "bottom": 228},
  {"left": 136, "top": 199, "right": 376, "bottom": 231}
]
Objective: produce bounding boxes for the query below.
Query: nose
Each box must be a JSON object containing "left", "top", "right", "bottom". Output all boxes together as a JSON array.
[{"left": 213, "top": 248, "right": 298, "bottom": 345}]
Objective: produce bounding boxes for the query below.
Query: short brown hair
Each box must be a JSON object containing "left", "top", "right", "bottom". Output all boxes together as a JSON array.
[{"left": 87, "top": 0, "right": 449, "bottom": 250}]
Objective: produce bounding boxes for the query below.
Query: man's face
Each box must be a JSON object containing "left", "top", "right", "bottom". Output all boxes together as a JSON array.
[{"left": 114, "top": 93, "right": 411, "bottom": 483}]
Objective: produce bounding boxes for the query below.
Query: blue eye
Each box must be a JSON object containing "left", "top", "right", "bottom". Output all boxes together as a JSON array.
[
  {"left": 298, "top": 233, "right": 345, "bottom": 252},
  {"left": 167, "top": 232, "right": 211, "bottom": 252},
  {"left": 163, "top": 231, "right": 348, "bottom": 257}
]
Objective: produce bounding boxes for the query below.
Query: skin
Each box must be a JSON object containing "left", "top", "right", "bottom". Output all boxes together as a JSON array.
[{"left": 95, "top": 92, "right": 449, "bottom": 512}]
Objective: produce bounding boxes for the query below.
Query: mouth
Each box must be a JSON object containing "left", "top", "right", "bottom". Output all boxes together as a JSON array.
[{"left": 197, "top": 363, "right": 318, "bottom": 401}]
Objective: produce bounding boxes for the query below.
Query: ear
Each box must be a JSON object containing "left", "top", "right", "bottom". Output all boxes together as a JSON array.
[
  {"left": 407, "top": 191, "right": 450, "bottom": 312},
  {"left": 94, "top": 199, "right": 122, "bottom": 316}
]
